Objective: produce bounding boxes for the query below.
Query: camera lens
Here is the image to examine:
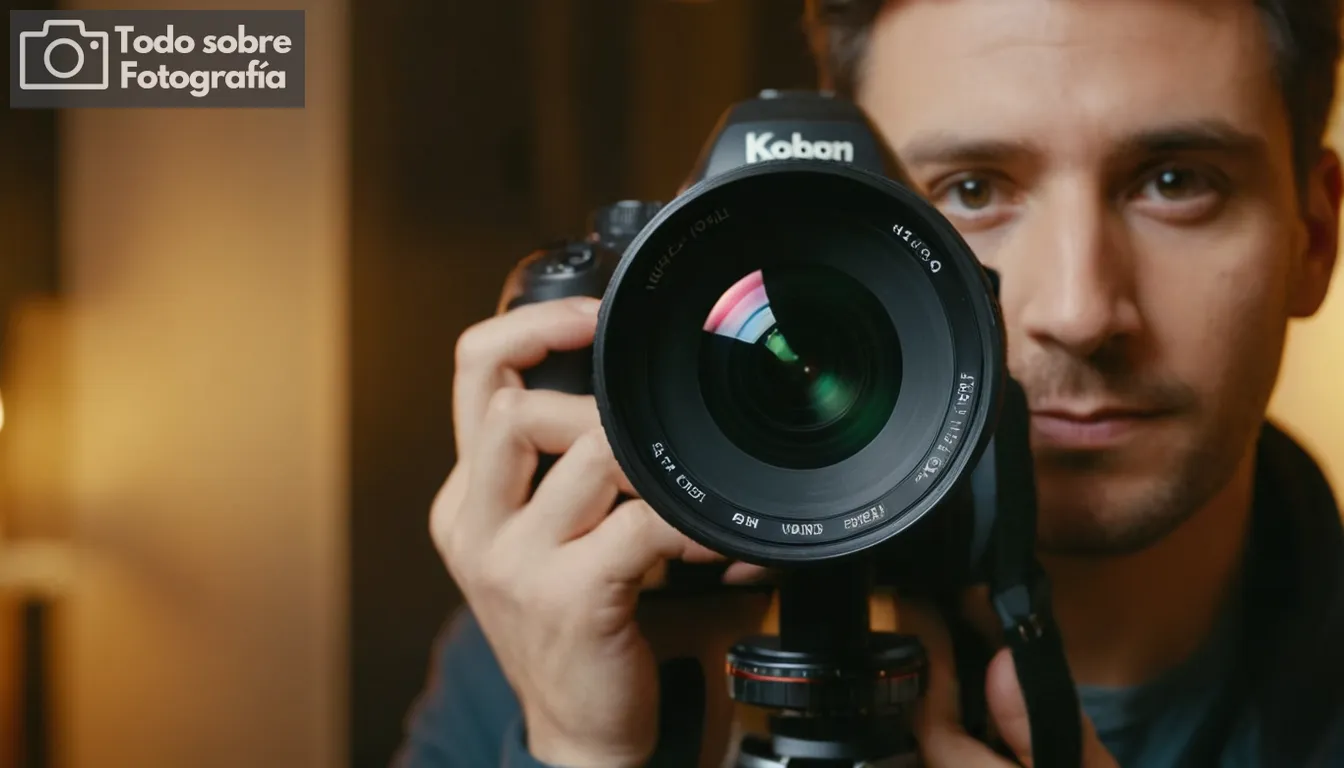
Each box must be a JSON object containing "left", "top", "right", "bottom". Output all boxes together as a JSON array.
[
  {"left": 699, "top": 264, "right": 901, "bottom": 470},
  {"left": 594, "top": 161, "right": 1003, "bottom": 565}
]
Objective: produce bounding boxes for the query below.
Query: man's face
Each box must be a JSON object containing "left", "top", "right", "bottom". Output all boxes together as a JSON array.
[{"left": 858, "top": 0, "right": 1339, "bottom": 554}]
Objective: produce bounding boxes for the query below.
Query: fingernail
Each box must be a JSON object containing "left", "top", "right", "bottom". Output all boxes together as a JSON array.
[{"left": 575, "top": 297, "right": 602, "bottom": 315}]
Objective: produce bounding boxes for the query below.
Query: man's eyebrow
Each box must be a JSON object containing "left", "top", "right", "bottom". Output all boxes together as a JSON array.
[
  {"left": 896, "top": 134, "right": 1038, "bottom": 168},
  {"left": 894, "top": 120, "right": 1268, "bottom": 168},
  {"left": 1117, "top": 119, "right": 1268, "bottom": 158}
]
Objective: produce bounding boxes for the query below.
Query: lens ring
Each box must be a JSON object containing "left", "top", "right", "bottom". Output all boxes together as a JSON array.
[
  {"left": 594, "top": 161, "right": 1004, "bottom": 566},
  {"left": 646, "top": 205, "right": 955, "bottom": 525}
]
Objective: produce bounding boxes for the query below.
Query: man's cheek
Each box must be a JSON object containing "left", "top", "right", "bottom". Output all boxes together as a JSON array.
[{"left": 1168, "top": 308, "right": 1282, "bottom": 431}]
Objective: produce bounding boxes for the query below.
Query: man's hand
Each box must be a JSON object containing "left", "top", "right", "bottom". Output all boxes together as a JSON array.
[
  {"left": 431, "top": 297, "right": 740, "bottom": 767},
  {"left": 901, "top": 601, "right": 1120, "bottom": 768}
]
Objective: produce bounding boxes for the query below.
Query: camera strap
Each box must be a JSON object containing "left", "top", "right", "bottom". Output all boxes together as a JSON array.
[
  {"left": 988, "top": 378, "right": 1084, "bottom": 768},
  {"left": 991, "top": 559, "right": 1082, "bottom": 767}
]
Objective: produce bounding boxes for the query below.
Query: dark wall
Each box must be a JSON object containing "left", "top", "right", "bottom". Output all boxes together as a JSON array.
[
  {"left": 0, "top": 1, "right": 60, "bottom": 357},
  {"left": 0, "top": 3, "right": 58, "bottom": 764},
  {"left": 348, "top": 2, "right": 816, "bottom": 765}
]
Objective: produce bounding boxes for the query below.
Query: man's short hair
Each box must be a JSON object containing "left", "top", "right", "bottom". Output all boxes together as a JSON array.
[{"left": 804, "top": 0, "right": 1344, "bottom": 188}]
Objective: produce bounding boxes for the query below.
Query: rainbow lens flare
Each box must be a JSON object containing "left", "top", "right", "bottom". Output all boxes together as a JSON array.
[{"left": 697, "top": 264, "right": 901, "bottom": 470}]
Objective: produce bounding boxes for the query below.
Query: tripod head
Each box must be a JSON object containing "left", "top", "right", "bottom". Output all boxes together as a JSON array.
[{"left": 727, "top": 561, "right": 926, "bottom": 767}]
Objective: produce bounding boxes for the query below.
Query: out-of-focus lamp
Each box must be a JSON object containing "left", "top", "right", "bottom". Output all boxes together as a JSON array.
[{"left": 0, "top": 379, "right": 65, "bottom": 768}]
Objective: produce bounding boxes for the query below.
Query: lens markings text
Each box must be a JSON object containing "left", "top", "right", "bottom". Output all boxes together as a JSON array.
[
  {"left": 651, "top": 442, "right": 706, "bottom": 503},
  {"left": 645, "top": 208, "right": 731, "bottom": 292},
  {"left": 915, "top": 372, "right": 977, "bottom": 484},
  {"left": 892, "top": 224, "right": 943, "bottom": 274},
  {"left": 843, "top": 503, "right": 886, "bottom": 531},
  {"left": 782, "top": 522, "right": 824, "bottom": 537}
]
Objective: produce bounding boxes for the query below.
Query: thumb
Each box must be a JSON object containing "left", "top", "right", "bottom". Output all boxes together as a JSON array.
[{"left": 985, "top": 648, "right": 1119, "bottom": 767}]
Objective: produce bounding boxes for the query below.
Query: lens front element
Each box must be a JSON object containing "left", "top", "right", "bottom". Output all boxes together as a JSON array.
[{"left": 700, "top": 265, "right": 902, "bottom": 471}]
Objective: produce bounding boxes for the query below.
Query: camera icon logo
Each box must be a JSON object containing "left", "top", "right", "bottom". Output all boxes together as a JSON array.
[{"left": 19, "top": 20, "right": 110, "bottom": 91}]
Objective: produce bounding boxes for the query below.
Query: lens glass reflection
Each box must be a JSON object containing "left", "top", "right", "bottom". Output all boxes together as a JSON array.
[{"left": 699, "top": 264, "right": 902, "bottom": 469}]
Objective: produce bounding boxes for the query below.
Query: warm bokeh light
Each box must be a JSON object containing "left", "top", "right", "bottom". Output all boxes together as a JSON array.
[
  {"left": 49, "top": 2, "right": 350, "bottom": 767},
  {"left": 1266, "top": 106, "right": 1344, "bottom": 492}
]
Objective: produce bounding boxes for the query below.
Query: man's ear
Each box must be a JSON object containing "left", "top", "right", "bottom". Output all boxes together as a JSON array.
[{"left": 1290, "top": 147, "right": 1343, "bottom": 318}]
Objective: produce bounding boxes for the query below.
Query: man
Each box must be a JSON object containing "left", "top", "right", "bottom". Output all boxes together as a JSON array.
[{"left": 398, "top": 0, "right": 1344, "bottom": 765}]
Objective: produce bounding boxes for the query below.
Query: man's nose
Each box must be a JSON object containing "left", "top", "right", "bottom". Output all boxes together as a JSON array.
[{"left": 1013, "top": 183, "right": 1143, "bottom": 358}]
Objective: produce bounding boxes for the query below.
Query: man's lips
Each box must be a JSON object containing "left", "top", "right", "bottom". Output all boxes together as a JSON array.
[{"left": 1029, "top": 406, "right": 1171, "bottom": 448}]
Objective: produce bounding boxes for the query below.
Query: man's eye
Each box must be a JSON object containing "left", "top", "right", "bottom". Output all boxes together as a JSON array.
[
  {"left": 1130, "top": 164, "right": 1227, "bottom": 222},
  {"left": 927, "top": 172, "right": 1018, "bottom": 230},
  {"left": 948, "top": 176, "right": 995, "bottom": 210},
  {"left": 1143, "top": 167, "right": 1214, "bottom": 201},
  {"left": 932, "top": 174, "right": 1008, "bottom": 218}
]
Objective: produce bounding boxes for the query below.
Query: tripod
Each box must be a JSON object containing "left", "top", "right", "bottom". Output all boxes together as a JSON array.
[{"left": 727, "top": 560, "right": 928, "bottom": 767}]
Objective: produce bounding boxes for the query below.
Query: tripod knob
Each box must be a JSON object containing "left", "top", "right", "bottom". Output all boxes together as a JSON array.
[{"left": 725, "top": 632, "right": 926, "bottom": 715}]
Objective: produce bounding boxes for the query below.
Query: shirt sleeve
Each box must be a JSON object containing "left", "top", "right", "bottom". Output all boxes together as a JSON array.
[{"left": 391, "top": 606, "right": 560, "bottom": 768}]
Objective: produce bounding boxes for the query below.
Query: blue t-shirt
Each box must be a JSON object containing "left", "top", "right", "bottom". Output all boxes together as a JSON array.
[
  {"left": 392, "top": 425, "right": 1344, "bottom": 767},
  {"left": 1077, "top": 592, "right": 1253, "bottom": 767}
]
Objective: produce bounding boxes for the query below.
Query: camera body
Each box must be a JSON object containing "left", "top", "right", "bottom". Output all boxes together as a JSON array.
[
  {"left": 502, "top": 90, "right": 1026, "bottom": 596},
  {"left": 500, "top": 200, "right": 663, "bottom": 391}
]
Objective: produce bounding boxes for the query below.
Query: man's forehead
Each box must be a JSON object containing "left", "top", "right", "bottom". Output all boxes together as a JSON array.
[
  {"left": 857, "top": 0, "right": 1287, "bottom": 158},
  {"left": 865, "top": 0, "right": 1268, "bottom": 55}
]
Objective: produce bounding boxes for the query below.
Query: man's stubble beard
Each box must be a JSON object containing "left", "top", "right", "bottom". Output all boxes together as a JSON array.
[
  {"left": 1016, "top": 343, "right": 1276, "bottom": 558},
  {"left": 1032, "top": 434, "right": 1242, "bottom": 557}
]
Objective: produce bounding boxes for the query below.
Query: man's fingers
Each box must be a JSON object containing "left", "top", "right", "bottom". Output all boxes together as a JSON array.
[
  {"left": 919, "top": 726, "right": 1018, "bottom": 768},
  {"left": 985, "top": 650, "right": 1032, "bottom": 764},
  {"left": 452, "top": 388, "right": 602, "bottom": 546},
  {"left": 897, "top": 599, "right": 1017, "bottom": 768},
  {"left": 566, "top": 499, "right": 726, "bottom": 584},
  {"left": 523, "top": 428, "right": 633, "bottom": 544},
  {"left": 897, "top": 599, "right": 962, "bottom": 728},
  {"left": 985, "top": 647, "right": 1119, "bottom": 768},
  {"left": 452, "top": 297, "right": 601, "bottom": 455},
  {"left": 722, "top": 562, "right": 776, "bottom": 585},
  {"left": 894, "top": 599, "right": 1114, "bottom": 768}
]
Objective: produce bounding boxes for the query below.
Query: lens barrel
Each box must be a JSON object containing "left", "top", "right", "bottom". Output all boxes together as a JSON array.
[{"left": 593, "top": 160, "right": 1004, "bottom": 566}]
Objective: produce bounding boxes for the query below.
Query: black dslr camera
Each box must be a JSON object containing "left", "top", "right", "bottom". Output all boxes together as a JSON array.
[{"left": 499, "top": 91, "right": 1081, "bottom": 768}]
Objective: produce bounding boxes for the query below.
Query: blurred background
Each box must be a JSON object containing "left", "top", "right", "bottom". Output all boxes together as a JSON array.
[{"left": 0, "top": 0, "right": 1341, "bottom": 767}]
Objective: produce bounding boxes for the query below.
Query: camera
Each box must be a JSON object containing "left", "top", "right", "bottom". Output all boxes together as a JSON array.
[
  {"left": 502, "top": 90, "right": 1010, "bottom": 591},
  {"left": 499, "top": 90, "right": 1081, "bottom": 767},
  {"left": 19, "top": 20, "right": 111, "bottom": 91}
]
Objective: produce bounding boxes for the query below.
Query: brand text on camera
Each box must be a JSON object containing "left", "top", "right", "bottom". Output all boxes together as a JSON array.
[{"left": 745, "top": 131, "right": 855, "bottom": 164}]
